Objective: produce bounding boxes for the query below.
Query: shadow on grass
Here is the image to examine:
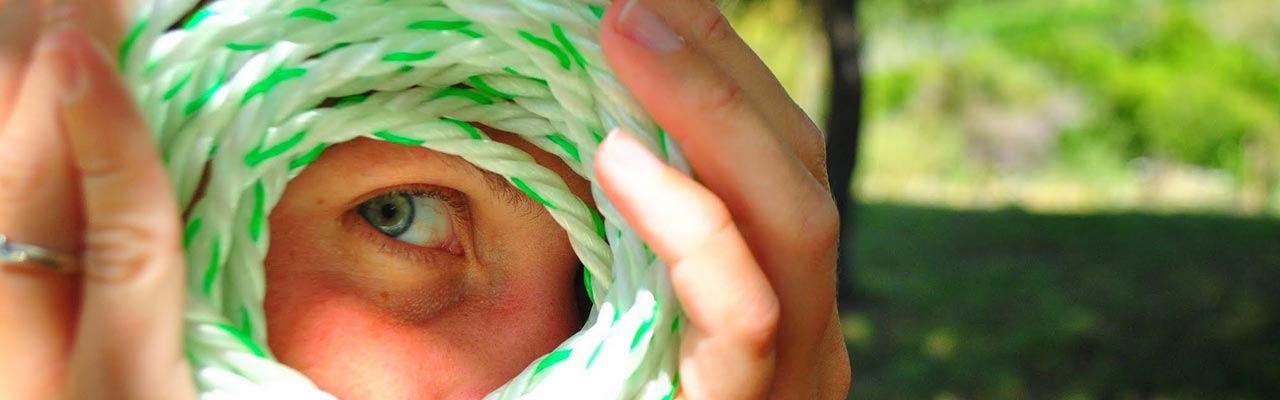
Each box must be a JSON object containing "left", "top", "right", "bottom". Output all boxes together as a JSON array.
[{"left": 841, "top": 202, "right": 1280, "bottom": 400}]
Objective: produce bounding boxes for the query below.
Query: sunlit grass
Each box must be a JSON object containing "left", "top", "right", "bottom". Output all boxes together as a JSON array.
[
  {"left": 843, "top": 202, "right": 1280, "bottom": 399},
  {"left": 730, "top": 2, "right": 1280, "bottom": 398}
]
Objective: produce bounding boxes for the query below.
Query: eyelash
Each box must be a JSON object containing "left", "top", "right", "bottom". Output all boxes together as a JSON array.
[{"left": 349, "top": 184, "right": 470, "bottom": 263}]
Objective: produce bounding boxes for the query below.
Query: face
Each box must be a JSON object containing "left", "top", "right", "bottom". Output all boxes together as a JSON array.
[{"left": 262, "top": 129, "right": 591, "bottom": 399}]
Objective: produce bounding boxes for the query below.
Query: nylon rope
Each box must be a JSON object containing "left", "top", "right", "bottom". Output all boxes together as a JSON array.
[{"left": 120, "top": 0, "right": 689, "bottom": 398}]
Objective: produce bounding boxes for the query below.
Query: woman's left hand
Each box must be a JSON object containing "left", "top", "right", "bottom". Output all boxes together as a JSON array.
[
  {"left": 596, "top": 0, "right": 851, "bottom": 398},
  {"left": 0, "top": 1, "right": 195, "bottom": 398}
]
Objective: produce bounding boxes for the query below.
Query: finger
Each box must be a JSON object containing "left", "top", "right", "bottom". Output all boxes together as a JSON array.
[
  {"left": 602, "top": 2, "right": 841, "bottom": 396},
  {"left": 621, "top": 0, "right": 827, "bottom": 180},
  {"left": 0, "top": 0, "right": 42, "bottom": 128},
  {"left": 817, "top": 308, "right": 852, "bottom": 399},
  {"left": 0, "top": 18, "right": 85, "bottom": 399},
  {"left": 601, "top": 0, "right": 833, "bottom": 257},
  {"left": 50, "top": 28, "right": 193, "bottom": 398},
  {"left": 596, "top": 130, "right": 779, "bottom": 399}
]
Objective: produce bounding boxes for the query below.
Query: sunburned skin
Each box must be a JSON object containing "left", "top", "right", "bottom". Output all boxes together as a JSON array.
[{"left": 263, "top": 130, "right": 593, "bottom": 399}]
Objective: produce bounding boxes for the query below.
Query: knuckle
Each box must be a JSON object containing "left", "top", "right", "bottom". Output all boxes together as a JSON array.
[
  {"left": 797, "top": 125, "right": 830, "bottom": 181},
  {"left": 702, "top": 201, "right": 737, "bottom": 240},
  {"left": 690, "top": 6, "right": 735, "bottom": 47},
  {"left": 0, "top": 155, "right": 41, "bottom": 200},
  {"left": 75, "top": 150, "right": 134, "bottom": 184},
  {"left": 734, "top": 292, "right": 781, "bottom": 350},
  {"left": 83, "top": 221, "right": 175, "bottom": 282},
  {"left": 679, "top": 193, "right": 738, "bottom": 260},
  {"left": 788, "top": 188, "right": 840, "bottom": 256},
  {"left": 688, "top": 195, "right": 780, "bottom": 349},
  {"left": 697, "top": 76, "right": 746, "bottom": 115},
  {"left": 810, "top": 149, "right": 831, "bottom": 189}
]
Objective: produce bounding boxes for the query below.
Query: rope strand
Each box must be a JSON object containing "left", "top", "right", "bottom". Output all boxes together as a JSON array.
[{"left": 123, "top": 0, "right": 686, "bottom": 398}]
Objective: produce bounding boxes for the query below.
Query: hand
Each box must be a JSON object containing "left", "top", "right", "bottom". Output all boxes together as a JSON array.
[
  {"left": 596, "top": 0, "right": 851, "bottom": 398},
  {"left": 0, "top": 0, "right": 851, "bottom": 398},
  {"left": 0, "top": 2, "right": 195, "bottom": 398}
]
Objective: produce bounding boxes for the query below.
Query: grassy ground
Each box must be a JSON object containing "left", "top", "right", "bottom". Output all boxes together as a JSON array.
[{"left": 841, "top": 202, "right": 1280, "bottom": 399}]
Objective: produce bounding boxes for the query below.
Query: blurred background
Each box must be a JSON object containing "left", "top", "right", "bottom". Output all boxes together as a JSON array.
[{"left": 726, "top": 0, "right": 1280, "bottom": 398}]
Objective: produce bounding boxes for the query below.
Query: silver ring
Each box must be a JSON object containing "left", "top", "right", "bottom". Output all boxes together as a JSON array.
[{"left": 0, "top": 234, "right": 80, "bottom": 273}]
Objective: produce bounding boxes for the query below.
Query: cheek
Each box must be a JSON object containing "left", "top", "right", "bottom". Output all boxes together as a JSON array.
[{"left": 262, "top": 211, "right": 582, "bottom": 399}]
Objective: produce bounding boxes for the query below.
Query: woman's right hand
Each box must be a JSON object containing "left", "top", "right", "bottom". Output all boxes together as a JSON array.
[{"left": 596, "top": 0, "right": 851, "bottom": 398}]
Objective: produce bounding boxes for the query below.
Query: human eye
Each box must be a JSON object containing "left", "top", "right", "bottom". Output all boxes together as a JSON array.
[{"left": 354, "top": 186, "right": 466, "bottom": 256}]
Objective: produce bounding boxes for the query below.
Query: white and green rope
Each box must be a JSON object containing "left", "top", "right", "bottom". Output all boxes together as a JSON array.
[{"left": 120, "top": 0, "right": 688, "bottom": 398}]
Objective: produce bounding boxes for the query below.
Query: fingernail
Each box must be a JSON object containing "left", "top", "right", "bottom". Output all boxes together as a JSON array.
[
  {"left": 36, "top": 27, "right": 94, "bottom": 106},
  {"left": 41, "top": 3, "right": 78, "bottom": 35},
  {"left": 617, "top": 0, "right": 684, "bottom": 54},
  {"left": 45, "top": 30, "right": 89, "bottom": 105},
  {"left": 601, "top": 129, "right": 666, "bottom": 176},
  {"left": 37, "top": 2, "right": 91, "bottom": 105}
]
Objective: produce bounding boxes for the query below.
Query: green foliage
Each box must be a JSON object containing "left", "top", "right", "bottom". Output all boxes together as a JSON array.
[
  {"left": 858, "top": 0, "right": 1280, "bottom": 213},
  {"left": 729, "top": 0, "right": 830, "bottom": 119}
]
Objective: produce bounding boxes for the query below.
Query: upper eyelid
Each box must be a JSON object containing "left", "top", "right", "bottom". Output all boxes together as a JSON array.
[
  {"left": 431, "top": 152, "right": 539, "bottom": 213},
  {"left": 391, "top": 187, "right": 466, "bottom": 211},
  {"left": 482, "top": 171, "right": 538, "bottom": 213},
  {"left": 336, "top": 142, "right": 534, "bottom": 214}
]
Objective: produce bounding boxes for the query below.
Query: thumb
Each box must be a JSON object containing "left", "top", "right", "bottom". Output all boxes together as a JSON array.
[{"left": 51, "top": 27, "right": 194, "bottom": 399}]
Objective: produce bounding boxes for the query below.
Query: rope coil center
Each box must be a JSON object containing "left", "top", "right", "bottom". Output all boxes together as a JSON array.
[{"left": 124, "top": 0, "right": 687, "bottom": 398}]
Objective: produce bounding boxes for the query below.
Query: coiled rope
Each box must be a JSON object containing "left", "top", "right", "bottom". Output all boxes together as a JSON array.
[{"left": 120, "top": 0, "right": 687, "bottom": 398}]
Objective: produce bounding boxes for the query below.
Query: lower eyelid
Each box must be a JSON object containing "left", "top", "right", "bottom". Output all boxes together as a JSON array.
[{"left": 359, "top": 221, "right": 460, "bottom": 266}]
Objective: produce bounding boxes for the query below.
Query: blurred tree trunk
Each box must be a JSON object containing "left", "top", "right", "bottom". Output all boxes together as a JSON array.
[{"left": 822, "top": 0, "right": 862, "bottom": 303}]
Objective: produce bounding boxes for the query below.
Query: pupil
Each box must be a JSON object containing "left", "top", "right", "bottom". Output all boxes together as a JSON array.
[{"left": 357, "top": 193, "right": 414, "bottom": 237}]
